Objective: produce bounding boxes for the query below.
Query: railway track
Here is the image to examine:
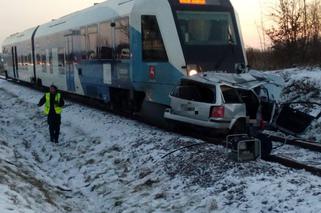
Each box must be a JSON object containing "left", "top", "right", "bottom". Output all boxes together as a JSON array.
[
  {"left": 261, "top": 132, "right": 321, "bottom": 177},
  {"left": 2, "top": 78, "right": 321, "bottom": 177},
  {"left": 203, "top": 133, "right": 321, "bottom": 177},
  {"left": 263, "top": 132, "right": 321, "bottom": 152},
  {"left": 193, "top": 130, "right": 321, "bottom": 177},
  {"left": 267, "top": 155, "right": 321, "bottom": 176}
]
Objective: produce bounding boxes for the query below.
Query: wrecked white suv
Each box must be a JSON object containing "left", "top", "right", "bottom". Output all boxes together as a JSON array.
[{"left": 164, "top": 72, "right": 266, "bottom": 134}]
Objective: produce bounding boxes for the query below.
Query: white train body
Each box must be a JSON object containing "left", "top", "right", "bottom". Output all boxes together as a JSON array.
[{"left": 2, "top": 0, "right": 247, "bottom": 111}]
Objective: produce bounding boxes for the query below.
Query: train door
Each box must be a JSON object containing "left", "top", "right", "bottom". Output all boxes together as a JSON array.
[
  {"left": 11, "top": 46, "right": 18, "bottom": 79},
  {"left": 113, "top": 17, "right": 131, "bottom": 85},
  {"left": 138, "top": 15, "right": 180, "bottom": 105},
  {"left": 14, "top": 46, "right": 19, "bottom": 79},
  {"left": 65, "top": 35, "right": 76, "bottom": 91}
]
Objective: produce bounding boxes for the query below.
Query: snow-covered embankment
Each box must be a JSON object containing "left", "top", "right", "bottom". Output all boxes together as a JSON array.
[{"left": 1, "top": 79, "right": 321, "bottom": 213}]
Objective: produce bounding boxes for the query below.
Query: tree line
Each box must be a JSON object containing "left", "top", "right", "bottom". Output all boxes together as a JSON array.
[{"left": 247, "top": 0, "right": 321, "bottom": 70}]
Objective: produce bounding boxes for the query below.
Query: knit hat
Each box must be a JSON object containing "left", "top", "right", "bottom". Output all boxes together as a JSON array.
[{"left": 50, "top": 84, "right": 58, "bottom": 90}]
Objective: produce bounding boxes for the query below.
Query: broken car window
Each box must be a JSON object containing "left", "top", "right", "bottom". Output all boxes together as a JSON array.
[{"left": 172, "top": 85, "right": 215, "bottom": 103}]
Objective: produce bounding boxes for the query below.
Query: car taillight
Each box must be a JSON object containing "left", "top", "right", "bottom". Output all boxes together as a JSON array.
[
  {"left": 256, "top": 108, "right": 266, "bottom": 129},
  {"left": 260, "top": 119, "right": 267, "bottom": 129},
  {"left": 210, "top": 106, "right": 225, "bottom": 118}
]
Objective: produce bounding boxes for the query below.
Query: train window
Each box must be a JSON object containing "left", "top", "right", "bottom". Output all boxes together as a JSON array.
[
  {"left": 88, "top": 25, "right": 97, "bottom": 34},
  {"left": 87, "top": 25, "right": 98, "bottom": 59},
  {"left": 177, "top": 11, "right": 237, "bottom": 46},
  {"left": 45, "top": 49, "right": 50, "bottom": 73},
  {"left": 28, "top": 54, "right": 32, "bottom": 65},
  {"left": 19, "top": 55, "right": 24, "bottom": 67},
  {"left": 36, "top": 53, "right": 41, "bottom": 65},
  {"left": 80, "top": 27, "right": 87, "bottom": 60},
  {"left": 141, "top": 15, "right": 168, "bottom": 62},
  {"left": 24, "top": 56, "right": 28, "bottom": 66},
  {"left": 3, "top": 47, "right": 12, "bottom": 67},
  {"left": 58, "top": 48, "right": 65, "bottom": 74},
  {"left": 115, "top": 17, "right": 130, "bottom": 60},
  {"left": 41, "top": 51, "right": 47, "bottom": 73},
  {"left": 49, "top": 49, "right": 53, "bottom": 74},
  {"left": 99, "top": 22, "right": 113, "bottom": 59},
  {"left": 9, "top": 51, "right": 12, "bottom": 67}
]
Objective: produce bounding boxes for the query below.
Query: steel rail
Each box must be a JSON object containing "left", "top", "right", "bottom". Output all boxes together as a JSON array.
[
  {"left": 263, "top": 133, "right": 321, "bottom": 152},
  {"left": 267, "top": 155, "right": 321, "bottom": 177}
]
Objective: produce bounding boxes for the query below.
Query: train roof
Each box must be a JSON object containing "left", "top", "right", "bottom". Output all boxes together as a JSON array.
[
  {"left": 2, "top": 26, "right": 38, "bottom": 46},
  {"left": 2, "top": 0, "right": 136, "bottom": 46},
  {"left": 36, "top": 0, "right": 135, "bottom": 38},
  {"left": 2, "top": 0, "right": 236, "bottom": 46}
]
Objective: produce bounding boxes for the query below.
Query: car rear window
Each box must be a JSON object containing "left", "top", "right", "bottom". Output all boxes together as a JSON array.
[
  {"left": 172, "top": 85, "right": 215, "bottom": 103},
  {"left": 221, "top": 85, "right": 242, "bottom": 103}
]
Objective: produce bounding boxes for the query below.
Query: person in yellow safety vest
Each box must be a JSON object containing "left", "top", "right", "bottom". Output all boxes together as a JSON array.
[{"left": 37, "top": 85, "right": 65, "bottom": 143}]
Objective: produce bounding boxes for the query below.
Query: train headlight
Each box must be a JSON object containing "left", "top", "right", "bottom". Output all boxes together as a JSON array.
[
  {"left": 188, "top": 69, "right": 198, "bottom": 76},
  {"left": 187, "top": 64, "right": 199, "bottom": 77}
]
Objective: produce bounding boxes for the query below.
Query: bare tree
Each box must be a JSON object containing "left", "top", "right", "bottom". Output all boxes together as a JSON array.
[{"left": 264, "top": 0, "right": 321, "bottom": 67}]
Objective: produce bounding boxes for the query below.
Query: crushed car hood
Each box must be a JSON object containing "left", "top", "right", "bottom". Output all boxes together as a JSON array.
[{"left": 249, "top": 70, "right": 285, "bottom": 101}]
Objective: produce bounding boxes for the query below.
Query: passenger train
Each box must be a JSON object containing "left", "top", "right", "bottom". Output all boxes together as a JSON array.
[{"left": 2, "top": 0, "right": 247, "bottom": 122}]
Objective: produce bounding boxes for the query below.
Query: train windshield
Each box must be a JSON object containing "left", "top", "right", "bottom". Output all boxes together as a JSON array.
[{"left": 177, "top": 11, "right": 237, "bottom": 46}]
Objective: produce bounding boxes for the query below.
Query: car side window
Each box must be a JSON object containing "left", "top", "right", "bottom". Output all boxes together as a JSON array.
[
  {"left": 238, "top": 89, "right": 259, "bottom": 105},
  {"left": 221, "top": 85, "right": 242, "bottom": 103}
]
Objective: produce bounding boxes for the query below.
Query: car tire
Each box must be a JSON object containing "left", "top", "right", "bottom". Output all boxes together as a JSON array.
[{"left": 230, "top": 119, "right": 247, "bottom": 134}]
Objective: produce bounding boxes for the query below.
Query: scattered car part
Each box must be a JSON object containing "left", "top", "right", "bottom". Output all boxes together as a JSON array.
[
  {"left": 226, "top": 134, "right": 261, "bottom": 162},
  {"left": 274, "top": 102, "right": 321, "bottom": 135}
]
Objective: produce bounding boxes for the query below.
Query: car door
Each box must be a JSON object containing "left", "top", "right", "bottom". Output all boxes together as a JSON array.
[{"left": 220, "top": 85, "right": 246, "bottom": 121}]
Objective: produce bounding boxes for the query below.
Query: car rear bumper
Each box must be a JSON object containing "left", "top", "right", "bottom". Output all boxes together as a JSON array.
[{"left": 164, "top": 110, "right": 231, "bottom": 129}]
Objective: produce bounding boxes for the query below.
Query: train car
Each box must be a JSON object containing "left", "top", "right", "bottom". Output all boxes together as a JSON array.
[
  {"left": 2, "top": 0, "right": 247, "bottom": 121},
  {"left": 0, "top": 53, "right": 4, "bottom": 72}
]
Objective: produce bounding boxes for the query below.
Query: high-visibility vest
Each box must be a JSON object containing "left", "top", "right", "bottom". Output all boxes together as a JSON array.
[{"left": 44, "top": 92, "right": 62, "bottom": 115}]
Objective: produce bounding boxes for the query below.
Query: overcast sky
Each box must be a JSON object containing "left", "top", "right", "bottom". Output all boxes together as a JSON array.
[{"left": 0, "top": 0, "right": 277, "bottom": 50}]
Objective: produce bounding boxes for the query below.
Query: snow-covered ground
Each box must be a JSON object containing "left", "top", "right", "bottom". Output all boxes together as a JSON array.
[{"left": 1, "top": 79, "right": 321, "bottom": 213}]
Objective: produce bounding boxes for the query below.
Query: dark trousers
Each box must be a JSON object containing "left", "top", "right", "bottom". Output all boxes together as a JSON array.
[{"left": 48, "top": 114, "right": 61, "bottom": 142}]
